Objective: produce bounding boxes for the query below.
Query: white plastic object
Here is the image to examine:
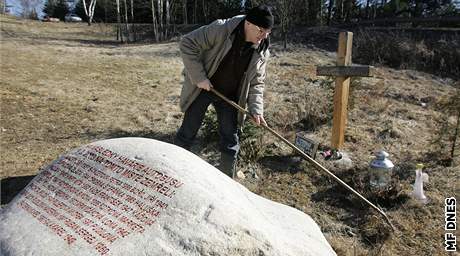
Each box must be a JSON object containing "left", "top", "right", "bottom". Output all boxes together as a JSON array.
[{"left": 413, "top": 163, "right": 429, "bottom": 204}]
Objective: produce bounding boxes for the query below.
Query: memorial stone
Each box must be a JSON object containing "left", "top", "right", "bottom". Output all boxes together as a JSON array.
[{"left": 0, "top": 138, "right": 336, "bottom": 256}]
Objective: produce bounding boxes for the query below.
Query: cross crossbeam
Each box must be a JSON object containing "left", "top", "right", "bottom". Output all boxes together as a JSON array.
[{"left": 316, "top": 66, "right": 375, "bottom": 77}]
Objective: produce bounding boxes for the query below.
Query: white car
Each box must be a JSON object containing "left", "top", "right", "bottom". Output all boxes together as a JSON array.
[{"left": 65, "top": 14, "right": 82, "bottom": 22}]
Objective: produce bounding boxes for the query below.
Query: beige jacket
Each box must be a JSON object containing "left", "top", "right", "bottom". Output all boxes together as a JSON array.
[{"left": 179, "top": 15, "right": 270, "bottom": 128}]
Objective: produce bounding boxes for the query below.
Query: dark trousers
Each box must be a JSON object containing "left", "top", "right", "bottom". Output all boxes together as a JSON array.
[{"left": 175, "top": 91, "right": 240, "bottom": 160}]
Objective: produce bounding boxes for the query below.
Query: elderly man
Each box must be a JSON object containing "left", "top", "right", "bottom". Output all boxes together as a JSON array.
[{"left": 175, "top": 5, "right": 273, "bottom": 178}]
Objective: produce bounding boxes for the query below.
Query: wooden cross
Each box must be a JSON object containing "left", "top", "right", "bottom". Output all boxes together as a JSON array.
[{"left": 316, "top": 32, "right": 375, "bottom": 149}]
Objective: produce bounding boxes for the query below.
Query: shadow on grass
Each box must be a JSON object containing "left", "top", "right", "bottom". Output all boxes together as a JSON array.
[
  {"left": 1, "top": 175, "right": 36, "bottom": 205},
  {"left": 40, "top": 37, "right": 121, "bottom": 47},
  {"left": 310, "top": 167, "right": 409, "bottom": 246},
  {"left": 71, "top": 38, "right": 121, "bottom": 46},
  {"left": 312, "top": 183, "right": 371, "bottom": 212},
  {"left": 311, "top": 172, "right": 409, "bottom": 211},
  {"left": 259, "top": 154, "right": 305, "bottom": 173},
  {"left": 5, "top": 34, "right": 122, "bottom": 48}
]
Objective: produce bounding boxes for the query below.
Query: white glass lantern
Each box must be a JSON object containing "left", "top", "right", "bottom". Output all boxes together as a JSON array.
[{"left": 369, "top": 151, "right": 394, "bottom": 188}]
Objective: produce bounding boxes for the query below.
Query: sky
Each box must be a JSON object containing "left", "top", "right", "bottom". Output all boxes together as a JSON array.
[
  {"left": 5, "top": 0, "right": 460, "bottom": 20},
  {"left": 5, "top": 0, "right": 78, "bottom": 18},
  {"left": 6, "top": 0, "right": 46, "bottom": 18}
]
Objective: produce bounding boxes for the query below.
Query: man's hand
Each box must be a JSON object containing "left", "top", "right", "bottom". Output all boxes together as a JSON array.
[
  {"left": 251, "top": 115, "right": 267, "bottom": 126},
  {"left": 197, "top": 79, "right": 213, "bottom": 91}
]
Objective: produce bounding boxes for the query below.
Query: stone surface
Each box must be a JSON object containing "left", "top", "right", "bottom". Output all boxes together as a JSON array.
[{"left": 0, "top": 138, "right": 336, "bottom": 256}]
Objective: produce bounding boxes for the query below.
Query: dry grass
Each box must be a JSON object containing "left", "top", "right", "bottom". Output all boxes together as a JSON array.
[
  {"left": 353, "top": 28, "right": 460, "bottom": 79},
  {"left": 1, "top": 14, "right": 459, "bottom": 255}
]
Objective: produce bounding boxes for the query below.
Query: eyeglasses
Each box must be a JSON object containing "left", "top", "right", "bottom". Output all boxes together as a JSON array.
[{"left": 252, "top": 23, "right": 271, "bottom": 36}]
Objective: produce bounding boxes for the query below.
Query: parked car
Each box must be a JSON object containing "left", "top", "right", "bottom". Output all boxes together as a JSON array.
[
  {"left": 65, "top": 14, "right": 82, "bottom": 22},
  {"left": 42, "top": 16, "right": 60, "bottom": 22}
]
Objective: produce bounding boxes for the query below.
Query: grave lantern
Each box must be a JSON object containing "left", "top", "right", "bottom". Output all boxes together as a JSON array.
[{"left": 369, "top": 151, "right": 394, "bottom": 188}]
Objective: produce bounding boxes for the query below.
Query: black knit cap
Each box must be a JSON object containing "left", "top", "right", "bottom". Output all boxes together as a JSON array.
[{"left": 245, "top": 5, "right": 274, "bottom": 29}]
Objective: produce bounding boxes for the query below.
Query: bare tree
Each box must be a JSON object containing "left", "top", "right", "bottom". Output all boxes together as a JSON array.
[
  {"left": 193, "top": 0, "right": 197, "bottom": 23},
  {"left": 202, "top": 0, "right": 208, "bottom": 23},
  {"left": 275, "top": 0, "right": 295, "bottom": 49},
  {"left": 335, "top": 0, "right": 344, "bottom": 21},
  {"left": 116, "top": 0, "right": 123, "bottom": 42},
  {"left": 149, "top": 0, "right": 174, "bottom": 42},
  {"left": 131, "top": 0, "right": 136, "bottom": 41},
  {"left": 307, "top": 0, "right": 320, "bottom": 25},
  {"left": 343, "top": 0, "right": 354, "bottom": 22},
  {"left": 319, "top": 0, "right": 324, "bottom": 25},
  {"left": 182, "top": 0, "right": 187, "bottom": 24},
  {"left": 130, "top": 0, "right": 134, "bottom": 21},
  {"left": 102, "top": 0, "right": 108, "bottom": 22},
  {"left": 123, "top": 0, "right": 129, "bottom": 41},
  {"left": 165, "top": 0, "right": 171, "bottom": 38},
  {"left": 1, "top": 0, "right": 6, "bottom": 14},
  {"left": 81, "top": 0, "right": 97, "bottom": 26},
  {"left": 327, "top": 0, "right": 334, "bottom": 25},
  {"left": 158, "top": 0, "right": 163, "bottom": 40},
  {"left": 18, "top": 0, "right": 41, "bottom": 19},
  {"left": 151, "top": 0, "right": 159, "bottom": 42},
  {"left": 365, "top": 0, "right": 370, "bottom": 19}
]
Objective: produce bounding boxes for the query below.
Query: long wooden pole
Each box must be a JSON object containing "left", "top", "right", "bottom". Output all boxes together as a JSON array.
[{"left": 210, "top": 88, "right": 395, "bottom": 232}]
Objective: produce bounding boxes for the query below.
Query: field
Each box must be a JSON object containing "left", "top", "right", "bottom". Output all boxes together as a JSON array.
[{"left": 1, "top": 15, "right": 459, "bottom": 255}]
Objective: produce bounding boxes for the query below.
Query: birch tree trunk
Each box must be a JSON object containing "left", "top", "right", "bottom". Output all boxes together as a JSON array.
[
  {"left": 333, "top": 0, "right": 343, "bottom": 21},
  {"left": 169, "top": 0, "right": 177, "bottom": 36},
  {"left": 202, "top": 0, "right": 207, "bottom": 23},
  {"left": 307, "top": 0, "right": 319, "bottom": 26},
  {"left": 182, "top": 0, "right": 187, "bottom": 24},
  {"left": 131, "top": 0, "right": 136, "bottom": 41},
  {"left": 327, "top": 0, "right": 333, "bottom": 25},
  {"left": 365, "top": 0, "right": 370, "bottom": 19},
  {"left": 193, "top": 0, "right": 197, "bottom": 24},
  {"left": 81, "top": 0, "right": 97, "bottom": 26},
  {"left": 123, "top": 0, "right": 129, "bottom": 42},
  {"left": 151, "top": 0, "right": 159, "bottom": 42},
  {"left": 320, "top": 0, "right": 323, "bottom": 26},
  {"left": 344, "top": 0, "right": 351, "bottom": 22},
  {"left": 165, "top": 0, "right": 170, "bottom": 39},
  {"left": 340, "top": 0, "right": 344, "bottom": 21},
  {"left": 103, "top": 0, "right": 108, "bottom": 22},
  {"left": 157, "top": 0, "right": 163, "bottom": 40},
  {"left": 275, "top": 0, "right": 292, "bottom": 49},
  {"left": 116, "top": 0, "right": 123, "bottom": 42}
]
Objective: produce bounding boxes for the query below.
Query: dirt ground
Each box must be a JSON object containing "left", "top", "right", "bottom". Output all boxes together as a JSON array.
[{"left": 1, "top": 15, "right": 459, "bottom": 255}]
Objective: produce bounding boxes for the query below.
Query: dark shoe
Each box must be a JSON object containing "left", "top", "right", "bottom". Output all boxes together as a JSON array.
[{"left": 218, "top": 153, "right": 237, "bottom": 178}]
